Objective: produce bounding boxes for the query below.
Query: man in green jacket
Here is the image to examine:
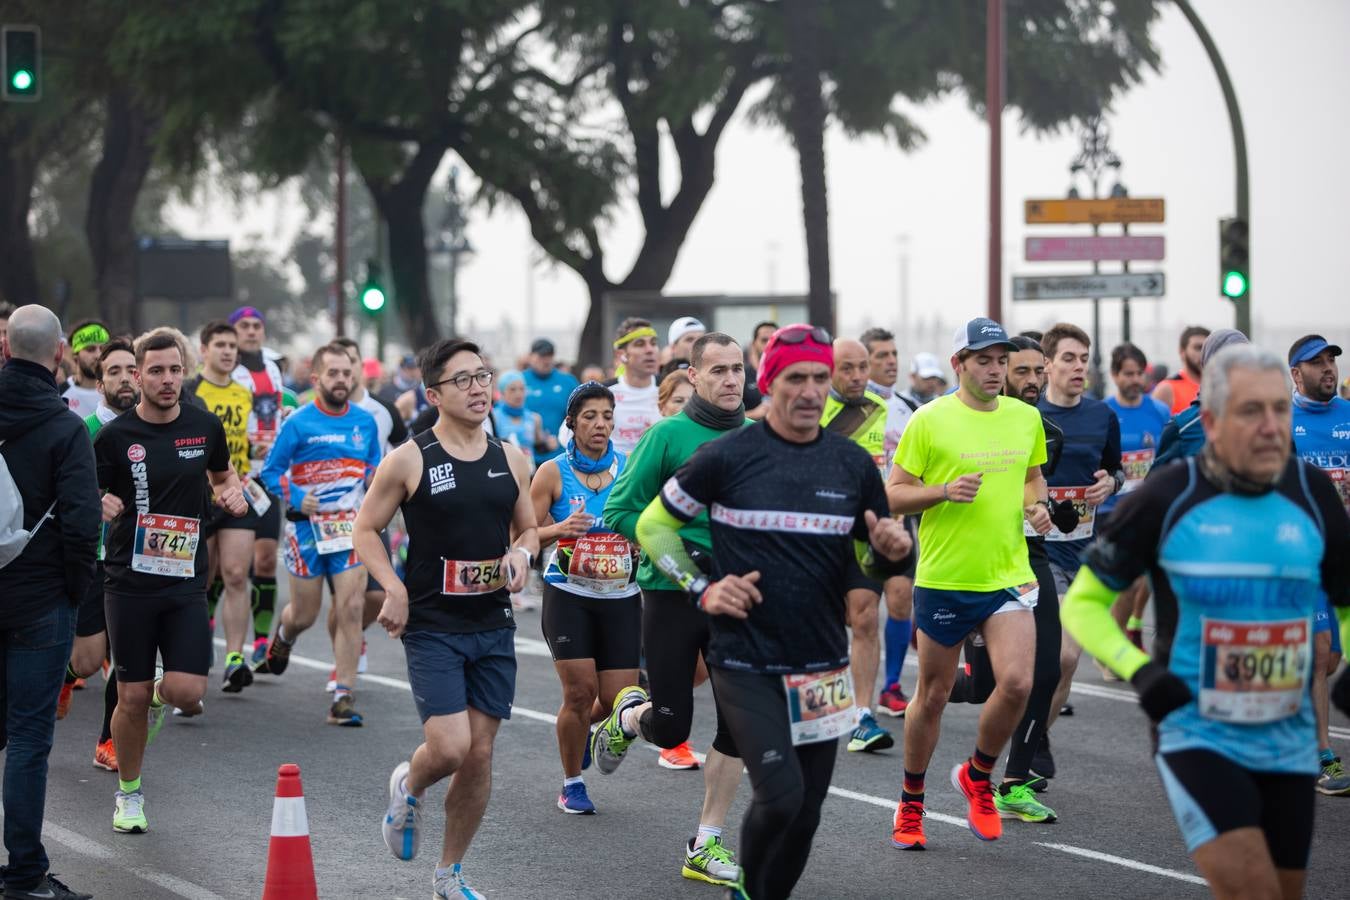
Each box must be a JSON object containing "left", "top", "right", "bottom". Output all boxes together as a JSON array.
[{"left": 602, "top": 332, "right": 749, "bottom": 889}]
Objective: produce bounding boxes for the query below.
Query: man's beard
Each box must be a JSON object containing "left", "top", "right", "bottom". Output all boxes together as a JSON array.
[
  {"left": 79, "top": 359, "right": 99, "bottom": 381},
  {"left": 108, "top": 388, "right": 138, "bottom": 412},
  {"left": 319, "top": 384, "right": 349, "bottom": 408},
  {"left": 1008, "top": 382, "right": 1040, "bottom": 405}
]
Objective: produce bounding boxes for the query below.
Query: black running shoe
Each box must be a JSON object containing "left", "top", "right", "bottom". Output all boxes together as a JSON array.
[
  {"left": 258, "top": 636, "right": 292, "bottom": 676},
  {"left": 5, "top": 874, "right": 93, "bottom": 900}
]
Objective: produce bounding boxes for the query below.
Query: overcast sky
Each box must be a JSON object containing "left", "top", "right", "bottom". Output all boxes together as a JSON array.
[{"left": 166, "top": 0, "right": 1349, "bottom": 366}]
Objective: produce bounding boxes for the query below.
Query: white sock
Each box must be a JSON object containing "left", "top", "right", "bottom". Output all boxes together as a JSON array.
[
  {"left": 695, "top": 824, "right": 722, "bottom": 846},
  {"left": 856, "top": 706, "right": 872, "bottom": 723},
  {"left": 620, "top": 705, "right": 639, "bottom": 739},
  {"left": 563, "top": 775, "right": 584, "bottom": 787}
]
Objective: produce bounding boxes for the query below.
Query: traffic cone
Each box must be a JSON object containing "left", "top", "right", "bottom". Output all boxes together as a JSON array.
[{"left": 262, "top": 763, "right": 318, "bottom": 900}]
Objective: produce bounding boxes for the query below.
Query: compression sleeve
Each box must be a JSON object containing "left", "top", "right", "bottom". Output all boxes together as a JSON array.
[
  {"left": 1061, "top": 566, "right": 1150, "bottom": 680},
  {"left": 636, "top": 497, "right": 707, "bottom": 599}
]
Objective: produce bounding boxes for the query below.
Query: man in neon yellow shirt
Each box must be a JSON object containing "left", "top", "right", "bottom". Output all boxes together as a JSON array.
[{"left": 885, "top": 317, "right": 1051, "bottom": 850}]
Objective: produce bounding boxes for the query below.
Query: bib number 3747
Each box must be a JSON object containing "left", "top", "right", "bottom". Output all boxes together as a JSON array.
[
  {"left": 131, "top": 513, "right": 200, "bottom": 578},
  {"left": 1199, "top": 617, "right": 1310, "bottom": 724},
  {"left": 784, "top": 666, "right": 856, "bottom": 746}
]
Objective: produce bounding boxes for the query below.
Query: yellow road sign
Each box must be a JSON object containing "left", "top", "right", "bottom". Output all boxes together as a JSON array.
[{"left": 1024, "top": 197, "right": 1165, "bottom": 224}]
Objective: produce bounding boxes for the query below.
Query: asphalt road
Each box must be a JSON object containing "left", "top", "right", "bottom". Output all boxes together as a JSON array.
[{"left": 29, "top": 580, "right": 1350, "bottom": 900}]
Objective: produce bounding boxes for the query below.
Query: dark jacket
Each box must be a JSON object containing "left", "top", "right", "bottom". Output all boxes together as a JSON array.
[
  {"left": 1154, "top": 398, "right": 1204, "bottom": 469},
  {"left": 0, "top": 358, "right": 99, "bottom": 624}
]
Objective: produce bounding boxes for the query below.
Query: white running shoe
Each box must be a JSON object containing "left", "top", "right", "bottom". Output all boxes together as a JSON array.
[
  {"left": 433, "top": 864, "right": 485, "bottom": 899},
  {"left": 382, "top": 761, "right": 420, "bottom": 861}
]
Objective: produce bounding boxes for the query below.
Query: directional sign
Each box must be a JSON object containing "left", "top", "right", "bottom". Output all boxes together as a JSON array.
[
  {"left": 1025, "top": 235, "right": 1165, "bottom": 262},
  {"left": 1024, "top": 198, "right": 1165, "bottom": 224},
  {"left": 1012, "top": 272, "right": 1166, "bottom": 301}
]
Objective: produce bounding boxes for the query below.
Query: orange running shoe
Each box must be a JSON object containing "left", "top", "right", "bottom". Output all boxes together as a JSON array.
[
  {"left": 877, "top": 685, "right": 908, "bottom": 717},
  {"left": 951, "top": 762, "right": 1002, "bottom": 841},
  {"left": 659, "top": 741, "right": 701, "bottom": 770},
  {"left": 93, "top": 739, "right": 118, "bottom": 772},
  {"left": 56, "top": 682, "right": 74, "bottom": 720},
  {"left": 891, "top": 800, "right": 926, "bottom": 850}
]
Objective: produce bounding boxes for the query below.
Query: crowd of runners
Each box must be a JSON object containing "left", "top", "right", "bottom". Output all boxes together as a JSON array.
[{"left": 0, "top": 299, "right": 1347, "bottom": 900}]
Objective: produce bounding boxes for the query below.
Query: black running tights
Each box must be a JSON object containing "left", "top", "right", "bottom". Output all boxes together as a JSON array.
[{"left": 638, "top": 590, "right": 738, "bottom": 757}]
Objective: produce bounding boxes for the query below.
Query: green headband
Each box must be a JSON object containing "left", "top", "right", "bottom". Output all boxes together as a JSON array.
[
  {"left": 613, "top": 326, "right": 657, "bottom": 350},
  {"left": 70, "top": 323, "right": 110, "bottom": 353}
]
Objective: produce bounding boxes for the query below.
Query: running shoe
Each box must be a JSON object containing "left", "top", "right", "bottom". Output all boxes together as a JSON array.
[
  {"left": 591, "top": 685, "right": 647, "bottom": 775},
  {"left": 682, "top": 835, "right": 739, "bottom": 886},
  {"left": 56, "top": 682, "right": 74, "bottom": 720},
  {"left": 222, "top": 654, "right": 253, "bottom": 693},
  {"left": 172, "top": 700, "right": 204, "bottom": 718},
  {"left": 145, "top": 695, "right": 168, "bottom": 746},
  {"left": 994, "top": 779, "right": 1058, "bottom": 822},
  {"left": 556, "top": 782, "right": 596, "bottom": 815},
  {"left": 1059, "top": 702, "right": 1074, "bottom": 717},
  {"left": 3, "top": 874, "right": 94, "bottom": 900},
  {"left": 581, "top": 727, "right": 593, "bottom": 771},
  {"left": 92, "top": 738, "right": 118, "bottom": 772},
  {"left": 847, "top": 712, "right": 895, "bottom": 753},
  {"left": 950, "top": 762, "right": 1001, "bottom": 841},
  {"left": 659, "top": 741, "right": 701, "bottom": 770},
  {"left": 877, "top": 684, "right": 909, "bottom": 717},
  {"left": 112, "top": 790, "right": 148, "bottom": 834},
  {"left": 890, "top": 800, "right": 926, "bottom": 850},
  {"left": 257, "top": 636, "right": 292, "bottom": 676},
  {"left": 1030, "top": 733, "right": 1056, "bottom": 780},
  {"left": 1317, "top": 758, "right": 1350, "bottom": 796},
  {"left": 358, "top": 639, "right": 368, "bottom": 674},
  {"left": 433, "top": 863, "right": 485, "bottom": 900},
  {"left": 382, "top": 761, "right": 420, "bottom": 860},
  {"left": 250, "top": 637, "right": 269, "bottom": 667},
  {"left": 328, "top": 694, "right": 363, "bottom": 727}
]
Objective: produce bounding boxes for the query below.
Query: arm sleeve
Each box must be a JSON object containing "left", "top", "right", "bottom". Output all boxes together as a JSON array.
[
  {"left": 1062, "top": 566, "right": 1151, "bottom": 680},
  {"left": 260, "top": 416, "right": 302, "bottom": 506},
  {"left": 603, "top": 426, "right": 666, "bottom": 543},
  {"left": 636, "top": 498, "right": 706, "bottom": 596},
  {"left": 57, "top": 422, "right": 100, "bottom": 602}
]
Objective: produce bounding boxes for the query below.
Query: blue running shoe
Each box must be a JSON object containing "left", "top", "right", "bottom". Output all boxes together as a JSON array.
[
  {"left": 847, "top": 712, "right": 894, "bottom": 753},
  {"left": 581, "top": 727, "right": 593, "bottom": 772},
  {"left": 557, "top": 781, "right": 596, "bottom": 815},
  {"left": 434, "top": 863, "right": 485, "bottom": 899}
]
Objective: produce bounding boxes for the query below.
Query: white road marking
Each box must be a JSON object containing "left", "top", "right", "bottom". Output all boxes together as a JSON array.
[{"left": 1036, "top": 842, "right": 1207, "bottom": 886}]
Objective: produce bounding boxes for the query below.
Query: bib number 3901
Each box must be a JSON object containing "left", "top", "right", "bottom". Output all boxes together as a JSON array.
[
  {"left": 784, "top": 666, "right": 856, "bottom": 746},
  {"left": 309, "top": 510, "right": 356, "bottom": 555},
  {"left": 131, "top": 513, "right": 200, "bottom": 578},
  {"left": 1199, "top": 616, "right": 1310, "bottom": 724},
  {"left": 441, "top": 558, "right": 506, "bottom": 595}
]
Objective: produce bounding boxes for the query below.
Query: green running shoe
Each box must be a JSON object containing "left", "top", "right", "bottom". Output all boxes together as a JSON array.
[
  {"left": 591, "top": 685, "right": 647, "bottom": 775},
  {"left": 682, "top": 835, "right": 739, "bottom": 886},
  {"left": 995, "top": 779, "right": 1058, "bottom": 823},
  {"left": 1317, "top": 758, "right": 1350, "bottom": 796},
  {"left": 113, "top": 790, "right": 148, "bottom": 834}
]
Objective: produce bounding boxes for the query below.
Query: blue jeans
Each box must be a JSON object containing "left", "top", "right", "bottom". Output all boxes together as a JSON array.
[{"left": 1, "top": 603, "right": 75, "bottom": 887}]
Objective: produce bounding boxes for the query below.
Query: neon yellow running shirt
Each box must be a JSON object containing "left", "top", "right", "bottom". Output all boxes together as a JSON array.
[{"left": 893, "top": 393, "right": 1046, "bottom": 592}]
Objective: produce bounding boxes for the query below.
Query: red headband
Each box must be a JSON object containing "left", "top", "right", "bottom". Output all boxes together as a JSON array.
[{"left": 757, "top": 326, "right": 834, "bottom": 395}]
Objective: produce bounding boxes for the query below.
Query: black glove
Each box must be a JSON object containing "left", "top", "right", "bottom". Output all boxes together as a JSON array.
[
  {"left": 1129, "top": 660, "right": 1192, "bottom": 722},
  {"left": 1050, "top": 498, "right": 1080, "bottom": 534}
]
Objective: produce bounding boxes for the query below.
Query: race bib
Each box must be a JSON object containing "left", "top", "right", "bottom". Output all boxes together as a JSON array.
[
  {"left": 1198, "top": 617, "right": 1310, "bottom": 724},
  {"left": 784, "top": 666, "right": 856, "bottom": 746},
  {"left": 442, "top": 558, "right": 507, "bottom": 595},
  {"left": 131, "top": 513, "right": 200, "bottom": 578},
  {"left": 1040, "top": 486, "right": 1095, "bottom": 541},
  {"left": 1120, "top": 449, "right": 1154, "bottom": 494},
  {"left": 1009, "top": 580, "right": 1039, "bottom": 609},
  {"left": 1329, "top": 469, "right": 1349, "bottom": 514},
  {"left": 309, "top": 510, "right": 356, "bottom": 554},
  {"left": 565, "top": 533, "right": 635, "bottom": 595},
  {"left": 243, "top": 478, "right": 272, "bottom": 516}
]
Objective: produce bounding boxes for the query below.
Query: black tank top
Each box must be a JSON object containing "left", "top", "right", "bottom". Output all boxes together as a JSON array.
[{"left": 402, "top": 429, "right": 518, "bottom": 633}]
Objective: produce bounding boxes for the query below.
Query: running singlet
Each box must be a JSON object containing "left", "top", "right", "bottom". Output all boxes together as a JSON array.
[
  {"left": 260, "top": 402, "right": 381, "bottom": 518},
  {"left": 659, "top": 423, "right": 891, "bottom": 674},
  {"left": 187, "top": 375, "right": 252, "bottom": 478},
  {"left": 401, "top": 430, "right": 519, "bottom": 633},
  {"left": 822, "top": 389, "right": 889, "bottom": 475},
  {"left": 1159, "top": 370, "right": 1200, "bottom": 415},
  {"left": 1103, "top": 394, "right": 1170, "bottom": 512},
  {"left": 609, "top": 380, "right": 660, "bottom": 455},
  {"left": 94, "top": 404, "right": 231, "bottom": 596},
  {"left": 1080, "top": 457, "right": 1350, "bottom": 774},
  {"left": 1291, "top": 393, "right": 1350, "bottom": 512},
  {"left": 232, "top": 351, "right": 285, "bottom": 477},
  {"left": 894, "top": 394, "right": 1047, "bottom": 592},
  {"left": 543, "top": 451, "right": 639, "bottom": 599},
  {"left": 1035, "top": 394, "right": 1121, "bottom": 574}
]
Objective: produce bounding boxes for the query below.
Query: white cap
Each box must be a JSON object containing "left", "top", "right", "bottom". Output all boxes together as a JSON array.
[
  {"left": 910, "top": 352, "right": 945, "bottom": 380},
  {"left": 668, "top": 316, "right": 706, "bottom": 345}
]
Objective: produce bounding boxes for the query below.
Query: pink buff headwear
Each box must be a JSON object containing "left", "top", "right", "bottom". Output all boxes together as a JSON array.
[{"left": 756, "top": 324, "right": 834, "bottom": 395}]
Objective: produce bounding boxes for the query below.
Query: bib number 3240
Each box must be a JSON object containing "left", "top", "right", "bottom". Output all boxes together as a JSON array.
[{"left": 784, "top": 666, "right": 856, "bottom": 746}]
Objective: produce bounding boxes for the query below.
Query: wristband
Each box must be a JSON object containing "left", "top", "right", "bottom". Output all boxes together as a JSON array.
[
  {"left": 688, "top": 576, "right": 711, "bottom": 609},
  {"left": 942, "top": 482, "right": 950, "bottom": 502},
  {"left": 512, "top": 547, "right": 533, "bottom": 569}
]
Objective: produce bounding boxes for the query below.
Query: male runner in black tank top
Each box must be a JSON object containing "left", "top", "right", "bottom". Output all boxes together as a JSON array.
[{"left": 354, "top": 338, "right": 538, "bottom": 900}]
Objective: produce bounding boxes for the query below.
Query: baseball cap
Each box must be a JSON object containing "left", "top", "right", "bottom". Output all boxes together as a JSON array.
[
  {"left": 910, "top": 352, "right": 945, "bottom": 380},
  {"left": 530, "top": 338, "right": 556, "bottom": 356},
  {"left": 668, "top": 316, "right": 706, "bottom": 345},
  {"left": 951, "top": 317, "right": 1016, "bottom": 356},
  {"left": 228, "top": 306, "right": 264, "bottom": 326},
  {"left": 1288, "top": 334, "right": 1343, "bottom": 366}
]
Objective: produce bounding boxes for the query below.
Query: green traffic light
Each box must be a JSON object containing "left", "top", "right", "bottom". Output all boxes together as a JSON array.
[
  {"left": 10, "top": 69, "right": 33, "bottom": 91},
  {"left": 360, "top": 285, "right": 386, "bottom": 311},
  {"left": 1222, "top": 270, "right": 1248, "bottom": 299}
]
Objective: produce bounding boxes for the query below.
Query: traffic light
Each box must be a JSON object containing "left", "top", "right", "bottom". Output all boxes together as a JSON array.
[
  {"left": 1219, "top": 216, "right": 1249, "bottom": 300},
  {"left": 359, "top": 259, "right": 386, "bottom": 313},
  {"left": 2, "top": 25, "right": 40, "bottom": 102}
]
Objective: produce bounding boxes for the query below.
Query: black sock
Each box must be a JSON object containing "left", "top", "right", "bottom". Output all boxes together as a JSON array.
[
  {"left": 100, "top": 669, "right": 118, "bottom": 743},
  {"left": 969, "top": 747, "right": 998, "bottom": 782},
  {"left": 901, "top": 769, "right": 926, "bottom": 804}
]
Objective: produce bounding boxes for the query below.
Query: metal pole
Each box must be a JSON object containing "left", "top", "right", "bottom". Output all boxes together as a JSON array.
[
  {"left": 986, "top": 0, "right": 1004, "bottom": 323},
  {"left": 1174, "top": 0, "right": 1250, "bottom": 336},
  {"left": 334, "top": 137, "right": 347, "bottom": 338}
]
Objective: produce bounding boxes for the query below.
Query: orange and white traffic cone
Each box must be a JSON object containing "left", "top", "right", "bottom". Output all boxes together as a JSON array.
[{"left": 261, "top": 763, "right": 318, "bottom": 900}]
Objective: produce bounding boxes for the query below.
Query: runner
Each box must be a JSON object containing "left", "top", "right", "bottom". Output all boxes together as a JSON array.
[
  {"left": 522, "top": 338, "right": 574, "bottom": 466},
  {"left": 355, "top": 338, "right": 538, "bottom": 900},
  {"left": 94, "top": 329, "right": 247, "bottom": 834},
  {"left": 1151, "top": 325, "right": 1210, "bottom": 414},
  {"left": 186, "top": 320, "right": 259, "bottom": 693},
  {"left": 602, "top": 324, "right": 912, "bottom": 900},
  {"left": 1286, "top": 333, "right": 1350, "bottom": 796},
  {"left": 1155, "top": 329, "right": 1249, "bottom": 467},
  {"left": 1063, "top": 343, "right": 1350, "bottom": 900},
  {"left": 604, "top": 318, "right": 662, "bottom": 454},
  {"left": 530, "top": 382, "right": 641, "bottom": 815},
  {"left": 901, "top": 352, "right": 948, "bottom": 408},
  {"left": 657, "top": 368, "right": 694, "bottom": 417},
  {"left": 886, "top": 317, "right": 1049, "bottom": 849},
  {"left": 258, "top": 343, "right": 381, "bottom": 725},
  {"left": 860, "top": 326, "right": 919, "bottom": 719},
  {"left": 228, "top": 306, "right": 286, "bottom": 671},
  {"left": 1035, "top": 323, "right": 1122, "bottom": 779},
  {"left": 667, "top": 317, "right": 707, "bottom": 368},
  {"left": 491, "top": 370, "right": 543, "bottom": 463},
  {"left": 63, "top": 319, "right": 109, "bottom": 418},
  {"left": 601, "top": 332, "right": 750, "bottom": 888},
  {"left": 821, "top": 337, "right": 903, "bottom": 751}
]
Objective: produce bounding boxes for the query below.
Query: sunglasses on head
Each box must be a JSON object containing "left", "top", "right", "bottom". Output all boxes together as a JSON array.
[{"left": 774, "top": 325, "right": 832, "bottom": 346}]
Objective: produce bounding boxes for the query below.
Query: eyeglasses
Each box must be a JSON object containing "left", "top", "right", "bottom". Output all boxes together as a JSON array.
[
  {"left": 430, "top": 369, "right": 494, "bottom": 391},
  {"left": 774, "top": 325, "right": 832, "bottom": 346}
]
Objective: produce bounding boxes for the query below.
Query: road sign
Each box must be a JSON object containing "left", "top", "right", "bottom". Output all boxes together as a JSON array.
[
  {"left": 1024, "top": 198, "right": 1165, "bottom": 224},
  {"left": 1012, "top": 272, "right": 1165, "bottom": 301},
  {"left": 1025, "top": 235, "right": 1165, "bottom": 262}
]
